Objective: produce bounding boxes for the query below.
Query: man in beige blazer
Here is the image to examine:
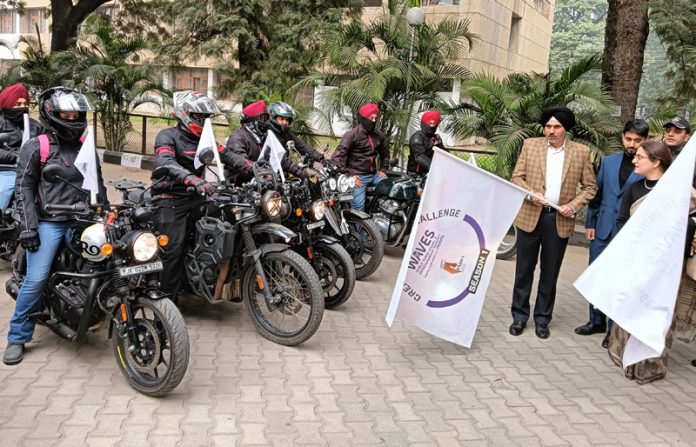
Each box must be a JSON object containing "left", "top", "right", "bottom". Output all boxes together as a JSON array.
[{"left": 509, "top": 106, "right": 597, "bottom": 339}]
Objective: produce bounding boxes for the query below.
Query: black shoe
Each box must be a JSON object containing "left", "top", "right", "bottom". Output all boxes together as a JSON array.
[
  {"left": 691, "top": 360, "right": 696, "bottom": 367},
  {"left": 2, "top": 343, "right": 24, "bottom": 365},
  {"left": 601, "top": 334, "right": 610, "bottom": 349},
  {"left": 509, "top": 320, "right": 526, "bottom": 336},
  {"left": 535, "top": 323, "right": 550, "bottom": 339},
  {"left": 574, "top": 322, "right": 607, "bottom": 336}
]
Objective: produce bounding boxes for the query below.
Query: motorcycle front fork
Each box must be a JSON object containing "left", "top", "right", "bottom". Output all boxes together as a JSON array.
[{"left": 240, "top": 226, "right": 278, "bottom": 312}]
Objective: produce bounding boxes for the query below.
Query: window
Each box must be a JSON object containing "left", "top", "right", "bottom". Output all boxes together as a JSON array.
[
  {"left": 533, "top": 0, "right": 551, "bottom": 19},
  {"left": 422, "top": 0, "right": 460, "bottom": 5},
  {"left": 363, "top": 0, "right": 382, "bottom": 7},
  {"left": 174, "top": 68, "right": 209, "bottom": 95},
  {"left": 296, "top": 85, "right": 315, "bottom": 107},
  {"left": 0, "top": 10, "right": 16, "bottom": 34},
  {"left": 20, "top": 8, "right": 47, "bottom": 34},
  {"left": 95, "top": 6, "right": 118, "bottom": 17}
]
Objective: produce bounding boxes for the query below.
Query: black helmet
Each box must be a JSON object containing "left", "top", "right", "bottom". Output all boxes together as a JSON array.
[
  {"left": 39, "top": 87, "right": 92, "bottom": 142},
  {"left": 268, "top": 101, "right": 295, "bottom": 136},
  {"left": 172, "top": 90, "right": 221, "bottom": 137}
]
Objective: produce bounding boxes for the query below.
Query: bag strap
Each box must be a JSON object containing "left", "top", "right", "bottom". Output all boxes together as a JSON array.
[{"left": 38, "top": 134, "right": 50, "bottom": 168}]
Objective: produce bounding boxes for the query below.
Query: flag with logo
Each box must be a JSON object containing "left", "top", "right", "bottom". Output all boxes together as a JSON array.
[
  {"left": 386, "top": 149, "right": 528, "bottom": 347},
  {"left": 260, "top": 130, "right": 287, "bottom": 183},
  {"left": 22, "top": 113, "right": 30, "bottom": 145},
  {"left": 574, "top": 138, "right": 696, "bottom": 367},
  {"left": 194, "top": 118, "right": 226, "bottom": 182},
  {"left": 74, "top": 125, "right": 99, "bottom": 205}
]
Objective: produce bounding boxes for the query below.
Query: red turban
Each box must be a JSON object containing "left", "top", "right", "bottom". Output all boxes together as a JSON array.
[
  {"left": 359, "top": 103, "right": 379, "bottom": 118},
  {"left": 241, "top": 100, "right": 267, "bottom": 121},
  {"left": 0, "top": 83, "right": 29, "bottom": 109},
  {"left": 421, "top": 110, "right": 441, "bottom": 125}
]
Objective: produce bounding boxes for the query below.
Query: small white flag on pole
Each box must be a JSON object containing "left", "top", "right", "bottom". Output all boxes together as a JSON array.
[
  {"left": 386, "top": 149, "right": 527, "bottom": 347},
  {"left": 194, "top": 118, "right": 226, "bottom": 183},
  {"left": 74, "top": 125, "right": 99, "bottom": 205},
  {"left": 261, "top": 130, "right": 286, "bottom": 183},
  {"left": 468, "top": 152, "right": 478, "bottom": 167},
  {"left": 574, "top": 137, "right": 696, "bottom": 368},
  {"left": 21, "top": 113, "right": 30, "bottom": 145}
]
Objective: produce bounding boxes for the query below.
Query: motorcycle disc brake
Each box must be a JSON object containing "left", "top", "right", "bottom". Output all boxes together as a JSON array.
[{"left": 123, "top": 318, "right": 162, "bottom": 374}]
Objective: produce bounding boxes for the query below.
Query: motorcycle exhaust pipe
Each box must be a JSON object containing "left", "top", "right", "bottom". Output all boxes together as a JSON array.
[{"left": 213, "top": 261, "right": 231, "bottom": 300}]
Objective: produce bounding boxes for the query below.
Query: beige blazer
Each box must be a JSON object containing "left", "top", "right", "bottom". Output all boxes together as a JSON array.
[{"left": 510, "top": 137, "right": 597, "bottom": 238}]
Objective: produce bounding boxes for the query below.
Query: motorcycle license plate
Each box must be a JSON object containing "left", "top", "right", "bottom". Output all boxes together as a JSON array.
[
  {"left": 339, "top": 194, "right": 353, "bottom": 201},
  {"left": 306, "top": 221, "right": 325, "bottom": 231},
  {"left": 118, "top": 261, "right": 163, "bottom": 278}
]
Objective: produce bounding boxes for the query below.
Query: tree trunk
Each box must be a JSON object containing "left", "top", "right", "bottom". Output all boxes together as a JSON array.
[
  {"left": 50, "top": 0, "right": 111, "bottom": 52},
  {"left": 601, "top": 0, "right": 649, "bottom": 123}
]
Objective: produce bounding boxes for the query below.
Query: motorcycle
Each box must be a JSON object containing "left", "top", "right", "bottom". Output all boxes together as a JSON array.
[
  {"left": 315, "top": 157, "right": 385, "bottom": 280},
  {"left": 154, "top": 160, "right": 325, "bottom": 346},
  {"left": 497, "top": 226, "right": 518, "bottom": 260},
  {"left": 0, "top": 200, "right": 19, "bottom": 261},
  {"left": 6, "top": 165, "right": 190, "bottom": 396},
  {"left": 280, "top": 171, "right": 356, "bottom": 309}
]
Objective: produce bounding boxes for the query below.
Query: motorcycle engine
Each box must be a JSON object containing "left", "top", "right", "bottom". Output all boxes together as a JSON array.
[{"left": 372, "top": 198, "right": 406, "bottom": 241}]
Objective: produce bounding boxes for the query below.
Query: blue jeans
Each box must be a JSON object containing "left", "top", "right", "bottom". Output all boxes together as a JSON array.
[
  {"left": 8, "top": 221, "right": 72, "bottom": 344},
  {"left": 0, "top": 171, "right": 15, "bottom": 210},
  {"left": 352, "top": 173, "right": 384, "bottom": 211}
]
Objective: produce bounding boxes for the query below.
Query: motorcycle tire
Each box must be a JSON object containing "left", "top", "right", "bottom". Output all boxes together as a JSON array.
[
  {"left": 242, "top": 250, "right": 324, "bottom": 346},
  {"left": 496, "top": 225, "right": 518, "bottom": 260},
  {"left": 314, "top": 242, "right": 356, "bottom": 309},
  {"left": 111, "top": 298, "right": 190, "bottom": 397},
  {"left": 345, "top": 217, "right": 384, "bottom": 280}
]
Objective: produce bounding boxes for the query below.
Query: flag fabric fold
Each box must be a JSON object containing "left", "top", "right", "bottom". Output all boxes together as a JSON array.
[
  {"left": 21, "top": 113, "right": 30, "bottom": 145},
  {"left": 194, "top": 118, "right": 226, "bottom": 182},
  {"left": 386, "top": 149, "right": 527, "bottom": 347},
  {"left": 74, "top": 125, "right": 99, "bottom": 205},
  {"left": 261, "top": 130, "right": 287, "bottom": 183},
  {"left": 574, "top": 138, "right": 696, "bottom": 368}
]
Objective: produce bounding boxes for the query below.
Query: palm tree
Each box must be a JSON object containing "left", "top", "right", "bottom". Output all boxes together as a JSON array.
[
  {"left": 444, "top": 54, "right": 622, "bottom": 178},
  {"left": 293, "top": 0, "right": 475, "bottom": 156},
  {"left": 66, "top": 16, "right": 168, "bottom": 152}
]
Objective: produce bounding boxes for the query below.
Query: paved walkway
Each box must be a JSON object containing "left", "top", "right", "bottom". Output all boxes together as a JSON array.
[{"left": 1, "top": 165, "right": 695, "bottom": 446}]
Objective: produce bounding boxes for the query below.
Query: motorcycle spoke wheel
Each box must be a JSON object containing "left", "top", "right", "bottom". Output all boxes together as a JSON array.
[
  {"left": 243, "top": 250, "right": 324, "bottom": 346},
  {"left": 316, "top": 243, "right": 355, "bottom": 309},
  {"left": 345, "top": 218, "right": 384, "bottom": 280},
  {"left": 112, "top": 298, "right": 189, "bottom": 397}
]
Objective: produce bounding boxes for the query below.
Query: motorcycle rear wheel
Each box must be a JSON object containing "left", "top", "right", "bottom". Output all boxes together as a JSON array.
[
  {"left": 315, "top": 242, "right": 356, "bottom": 309},
  {"left": 243, "top": 250, "right": 324, "bottom": 346},
  {"left": 111, "top": 298, "right": 190, "bottom": 397},
  {"left": 344, "top": 217, "right": 384, "bottom": 280},
  {"left": 496, "top": 225, "right": 518, "bottom": 260}
]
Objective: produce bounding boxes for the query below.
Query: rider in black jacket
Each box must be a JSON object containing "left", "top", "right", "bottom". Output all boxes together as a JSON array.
[
  {"left": 222, "top": 100, "right": 315, "bottom": 185},
  {"left": 267, "top": 102, "right": 324, "bottom": 163},
  {"left": 0, "top": 83, "right": 44, "bottom": 210},
  {"left": 407, "top": 110, "right": 444, "bottom": 175},
  {"left": 4, "top": 87, "right": 105, "bottom": 366},
  {"left": 152, "top": 90, "right": 221, "bottom": 304}
]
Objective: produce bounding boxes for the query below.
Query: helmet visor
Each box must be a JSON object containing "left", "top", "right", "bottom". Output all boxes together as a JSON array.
[
  {"left": 174, "top": 91, "right": 221, "bottom": 115},
  {"left": 51, "top": 92, "right": 93, "bottom": 112}
]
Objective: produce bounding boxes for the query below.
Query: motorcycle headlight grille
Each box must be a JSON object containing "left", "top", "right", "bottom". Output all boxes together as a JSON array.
[
  {"left": 328, "top": 178, "right": 337, "bottom": 191},
  {"left": 338, "top": 175, "right": 351, "bottom": 193}
]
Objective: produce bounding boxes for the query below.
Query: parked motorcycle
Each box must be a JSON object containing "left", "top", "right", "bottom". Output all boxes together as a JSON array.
[
  {"left": 497, "top": 225, "right": 518, "bottom": 260},
  {"left": 153, "top": 160, "right": 325, "bottom": 346},
  {"left": 315, "top": 158, "right": 384, "bottom": 280},
  {"left": 6, "top": 165, "right": 190, "bottom": 396},
  {"left": 280, "top": 172, "right": 356, "bottom": 309},
  {"left": 0, "top": 200, "right": 19, "bottom": 261}
]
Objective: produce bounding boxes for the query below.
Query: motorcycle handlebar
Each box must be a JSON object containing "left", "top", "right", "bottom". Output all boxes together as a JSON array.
[{"left": 45, "top": 203, "right": 90, "bottom": 213}]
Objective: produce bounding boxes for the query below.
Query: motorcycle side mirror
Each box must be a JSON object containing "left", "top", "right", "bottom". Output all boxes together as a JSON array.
[
  {"left": 42, "top": 164, "right": 69, "bottom": 183},
  {"left": 151, "top": 166, "right": 170, "bottom": 180},
  {"left": 198, "top": 147, "right": 216, "bottom": 165},
  {"left": 389, "top": 158, "right": 399, "bottom": 168}
]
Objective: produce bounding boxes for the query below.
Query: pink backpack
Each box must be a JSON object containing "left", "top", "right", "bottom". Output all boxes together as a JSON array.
[{"left": 37, "top": 134, "right": 85, "bottom": 167}]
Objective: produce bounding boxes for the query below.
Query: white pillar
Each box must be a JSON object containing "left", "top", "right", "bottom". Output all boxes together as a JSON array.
[
  {"left": 451, "top": 78, "right": 462, "bottom": 104},
  {"left": 207, "top": 68, "right": 216, "bottom": 99}
]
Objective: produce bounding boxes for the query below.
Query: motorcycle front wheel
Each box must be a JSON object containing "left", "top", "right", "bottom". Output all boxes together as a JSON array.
[
  {"left": 243, "top": 250, "right": 324, "bottom": 346},
  {"left": 344, "top": 217, "right": 384, "bottom": 280},
  {"left": 496, "top": 225, "right": 518, "bottom": 260},
  {"left": 314, "top": 242, "right": 356, "bottom": 309},
  {"left": 112, "top": 298, "right": 190, "bottom": 397}
]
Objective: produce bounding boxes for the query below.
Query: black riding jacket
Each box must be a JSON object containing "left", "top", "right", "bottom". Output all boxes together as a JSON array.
[
  {"left": 153, "top": 125, "right": 223, "bottom": 196},
  {"left": 331, "top": 124, "right": 389, "bottom": 176},
  {"left": 221, "top": 126, "right": 306, "bottom": 185},
  {"left": 14, "top": 133, "right": 108, "bottom": 232},
  {"left": 0, "top": 115, "right": 44, "bottom": 171},
  {"left": 407, "top": 130, "right": 444, "bottom": 174}
]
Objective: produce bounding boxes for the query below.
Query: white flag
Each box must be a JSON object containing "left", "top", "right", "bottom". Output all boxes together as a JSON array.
[
  {"left": 194, "top": 118, "right": 226, "bottom": 182},
  {"left": 74, "top": 125, "right": 99, "bottom": 205},
  {"left": 574, "top": 137, "right": 696, "bottom": 368},
  {"left": 386, "top": 149, "right": 527, "bottom": 347},
  {"left": 261, "top": 130, "right": 286, "bottom": 183},
  {"left": 468, "top": 152, "right": 477, "bottom": 167},
  {"left": 21, "top": 113, "right": 30, "bottom": 145}
]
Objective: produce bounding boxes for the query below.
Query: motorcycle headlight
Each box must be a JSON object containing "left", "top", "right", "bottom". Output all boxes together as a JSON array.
[
  {"left": 310, "top": 200, "right": 326, "bottom": 221},
  {"left": 338, "top": 175, "right": 351, "bottom": 193},
  {"left": 328, "top": 178, "right": 337, "bottom": 191},
  {"left": 131, "top": 232, "right": 158, "bottom": 262},
  {"left": 349, "top": 176, "right": 356, "bottom": 188},
  {"left": 262, "top": 190, "right": 282, "bottom": 217}
]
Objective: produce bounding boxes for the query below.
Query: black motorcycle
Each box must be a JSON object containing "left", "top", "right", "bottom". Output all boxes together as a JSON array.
[
  {"left": 316, "top": 158, "right": 384, "bottom": 280},
  {"left": 154, "top": 162, "right": 325, "bottom": 346},
  {"left": 6, "top": 165, "right": 190, "bottom": 396},
  {"left": 0, "top": 200, "right": 19, "bottom": 261},
  {"left": 280, "top": 173, "right": 356, "bottom": 309}
]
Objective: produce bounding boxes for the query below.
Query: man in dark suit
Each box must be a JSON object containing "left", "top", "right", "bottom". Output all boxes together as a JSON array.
[
  {"left": 575, "top": 119, "right": 648, "bottom": 348},
  {"left": 509, "top": 106, "right": 597, "bottom": 339}
]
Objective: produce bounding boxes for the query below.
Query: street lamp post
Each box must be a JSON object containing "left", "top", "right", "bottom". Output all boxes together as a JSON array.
[{"left": 397, "top": 7, "right": 425, "bottom": 165}]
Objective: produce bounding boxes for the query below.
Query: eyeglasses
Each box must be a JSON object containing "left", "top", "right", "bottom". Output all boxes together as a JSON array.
[{"left": 633, "top": 154, "right": 650, "bottom": 161}]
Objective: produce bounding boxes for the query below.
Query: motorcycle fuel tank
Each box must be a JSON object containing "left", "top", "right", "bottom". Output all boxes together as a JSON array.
[{"left": 375, "top": 177, "right": 419, "bottom": 201}]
